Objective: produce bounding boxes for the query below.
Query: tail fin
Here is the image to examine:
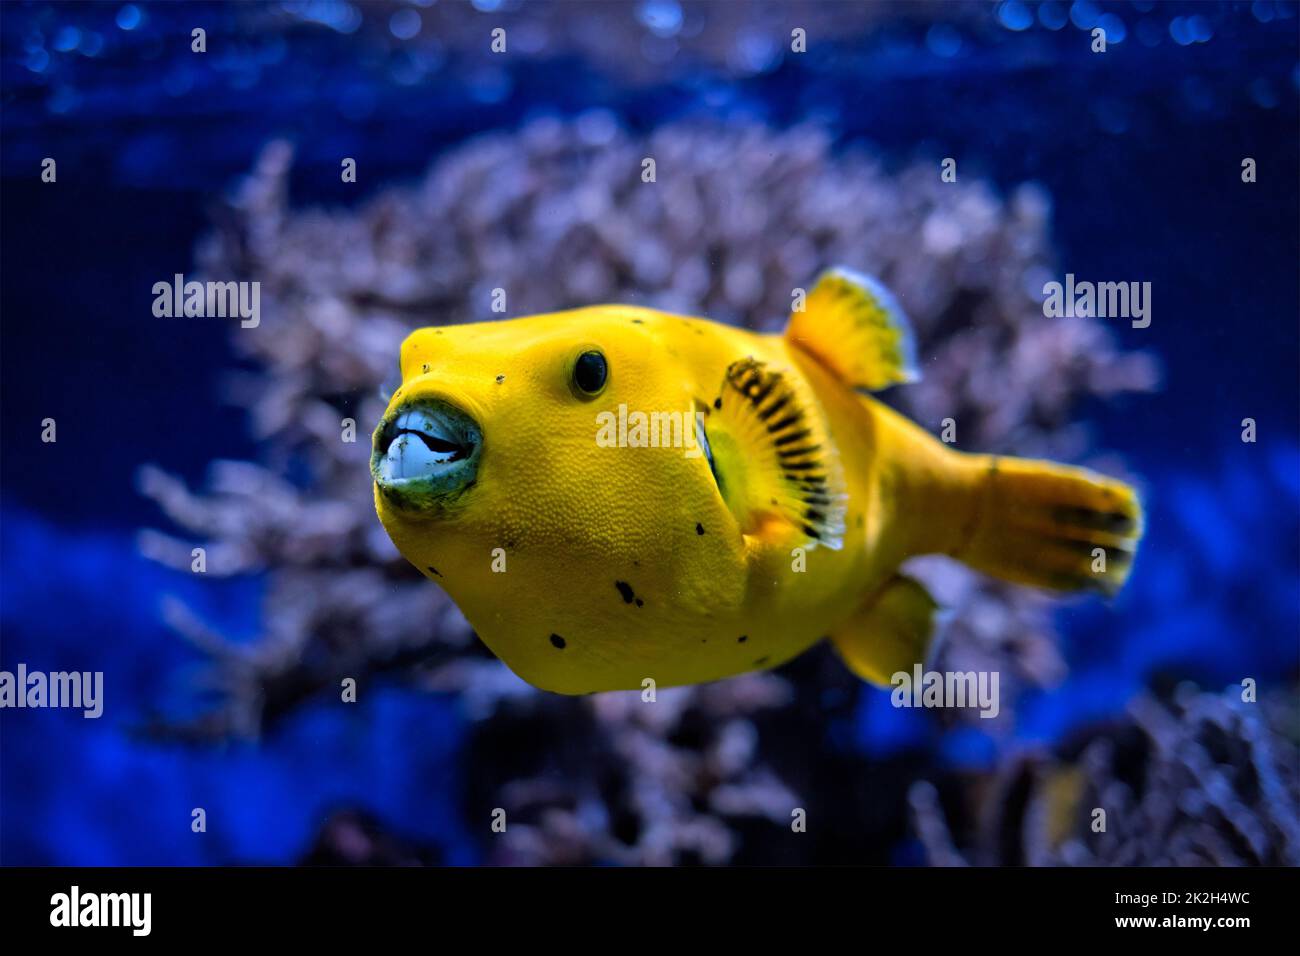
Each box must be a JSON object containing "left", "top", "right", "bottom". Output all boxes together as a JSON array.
[{"left": 952, "top": 455, "right": 1143, "bottom": 597}]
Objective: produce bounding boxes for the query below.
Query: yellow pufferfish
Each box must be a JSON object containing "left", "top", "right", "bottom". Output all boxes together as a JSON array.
[{"left": 371, "top": 269, "right": 1142, "bottom": 695}]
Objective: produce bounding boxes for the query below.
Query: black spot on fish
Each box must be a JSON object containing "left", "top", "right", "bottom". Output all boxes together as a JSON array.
[
  {"left": 422, "top": 364, "right": 430, "bottom": 373},
  {"left": 426, "top": 566, "right": 442, "bottom": 577},
  {"left": 737, "top": 635, "right": 748, "bottom": 643},
  {"left": 713, "top": 397, "right": 722, "bottom": 410},
  {"left": 495, "top": 374, "right": 505, "bottom": 384},
  {"left": 615, "top": 581, "right": 636, "bottom": 604},
  {"left": 635, "top": 598, "right": 643, "bottom": 607},
  {"left": 754, "top": 656, "right": 770, "bottom": 666},
  {"left": 549, "top": 633, "right": 566, "bottom": 649},
  {"left": 695, "top": 523, "right": 705, "bottom": 535},
  {"left": 631, "top": 318, "right": 644, "bottom": 324}
]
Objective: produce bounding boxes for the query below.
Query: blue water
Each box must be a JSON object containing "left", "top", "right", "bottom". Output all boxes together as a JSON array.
[{"left": 2, "top": 1, "right": 1297, "bottom": 863}]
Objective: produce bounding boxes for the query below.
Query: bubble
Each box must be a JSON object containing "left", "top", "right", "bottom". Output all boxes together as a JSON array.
[
  {"left": 997, "top": 1, "right": 1033, "bottom": 31},
  {"left": 1068, "top": 1, "right": 1102, "bottom": 30},
  {"left": 1038, "top": 2, "right": 1068, "bottom": 31},
  {"left": 52, "top": 27, "right": 80, "bottom": 53},
  {"left": 731, "top": 30, "right": 779, "bottom": 74},
  {"left": 925, "top": 24, "right": 962, "bottom": 58},
  {"left": 295, "top": 1, "right": 362, "bottom": 34},
  {"left": 389, "top": 9, "right": 421, "bottom": 40},
  {"left": 116, "top": 5, "right": 143, "bottom": 31},
  {"left": 78, "top": 31, "right": 104, "bottom": 57},
  {"left": 1098, "top": 13, "right": 1126, "bottom": 43},
  {"left": 637, "top": 0, "right": 683, "bottom": 39}
]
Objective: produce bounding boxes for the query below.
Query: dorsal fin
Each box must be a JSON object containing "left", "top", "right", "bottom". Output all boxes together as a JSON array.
[
  {"left": 786, "top": 268, "right": 920, "bottom": 391},
  {"left": 706, "top": 357, "right": 846, "bottom": 550}
]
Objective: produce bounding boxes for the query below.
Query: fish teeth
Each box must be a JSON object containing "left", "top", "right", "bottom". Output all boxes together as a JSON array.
[
  {"left": 376, "top": 404, "right": 478, "bottom": 484},
  {"left": 394, "top": 409, "right": 453, "bottom": 440},
  {"left": 379, "top": 432, "right": 455, "bottom": 480}
]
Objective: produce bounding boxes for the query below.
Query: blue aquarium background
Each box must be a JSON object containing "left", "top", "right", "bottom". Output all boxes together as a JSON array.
[{"left": 1, "top": 1, "right": 1297, "bottom": 866}]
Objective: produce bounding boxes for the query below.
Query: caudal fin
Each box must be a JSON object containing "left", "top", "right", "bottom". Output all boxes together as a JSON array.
[{"left": 953, "top": 455, "right": 1143, "bottom": 597}]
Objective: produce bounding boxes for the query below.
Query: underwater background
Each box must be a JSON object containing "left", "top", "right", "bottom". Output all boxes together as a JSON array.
[{"left": 1, "top": 0, "right": 1297, "bottom": 866}]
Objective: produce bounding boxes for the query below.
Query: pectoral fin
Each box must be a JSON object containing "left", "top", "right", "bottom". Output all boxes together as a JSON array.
[
  {"left": 786, "top": 268, "right": 920, "bottom": 390},
  {"left": 829, "top": 575, "right": 940, "bottom": 686},
  {"left": 707, "top": 357, "right": 846, "bottom": 550}
]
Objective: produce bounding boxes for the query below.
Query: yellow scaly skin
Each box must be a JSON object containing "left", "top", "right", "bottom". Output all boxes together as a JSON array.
[{"left": 373, "top": 305, "right": 977, "bottom": 695}]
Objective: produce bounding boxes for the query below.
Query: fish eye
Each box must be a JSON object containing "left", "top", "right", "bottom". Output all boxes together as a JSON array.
[{"left": 571, "top": 349, "right": 608, "bottom": 398}]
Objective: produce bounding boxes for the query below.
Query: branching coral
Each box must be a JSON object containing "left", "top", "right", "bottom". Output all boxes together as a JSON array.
[
  {"left": 910, "top": 687, "right": 1300, "bottom": 866},
  {"left": 138, "top": 117, "right": 1161, "bottom": 864}
]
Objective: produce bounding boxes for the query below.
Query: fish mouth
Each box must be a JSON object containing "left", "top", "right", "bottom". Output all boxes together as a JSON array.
[{"left": 372, "top": 400, "right": 481, "bottom": 504}]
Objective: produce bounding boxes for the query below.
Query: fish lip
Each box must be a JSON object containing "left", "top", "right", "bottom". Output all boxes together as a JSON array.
[{"left": 371, "top": 398, "right": 482, "bottom": 504}]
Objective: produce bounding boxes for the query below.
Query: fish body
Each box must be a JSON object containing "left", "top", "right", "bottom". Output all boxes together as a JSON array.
[{"left": 372, "top": 270, "right": 1142, "bottom": 694}]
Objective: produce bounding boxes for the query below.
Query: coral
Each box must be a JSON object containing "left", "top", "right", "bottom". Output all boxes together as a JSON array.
[
  {"left": 138, "top": 117, "right": 1157, "bottom": 864},
  {"left": 910, "top": 686, "right": 1300, "bottom": 866},
  {"left": 298, "top": 809, "right": 446, "bottom": 867}
]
